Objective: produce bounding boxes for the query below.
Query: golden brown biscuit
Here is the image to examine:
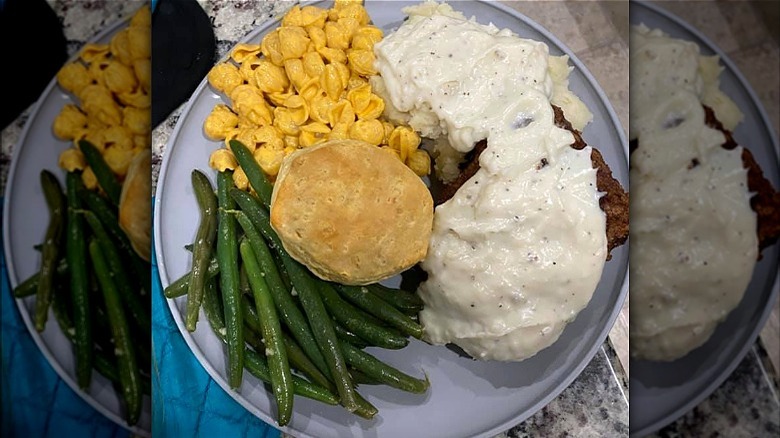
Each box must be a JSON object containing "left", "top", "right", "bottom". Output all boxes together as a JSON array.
[
  {"left": 271, "top": 139, "right": 433, "bottom": 285},
  {"left": 119, "top": 149, "right": 151, "bottom": 262}
]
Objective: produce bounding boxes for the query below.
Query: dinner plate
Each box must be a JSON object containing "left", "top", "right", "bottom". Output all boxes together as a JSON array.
[
  {"left": 628, "top": 2, "right": 780, "bottom": 437},
  {"left": 1, "top": 15, "right": 152, "bottom": 437},
  {"left": 154, "top": 1, "right": 629, "bottom": 437}
]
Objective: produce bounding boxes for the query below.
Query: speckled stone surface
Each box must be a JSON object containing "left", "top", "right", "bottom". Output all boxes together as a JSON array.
[
  {"left": 648, "top": 346, "right": 780, "bottom": 438},
  {"left": 497, "top": 346, "right": 629, "bottom": 438}
]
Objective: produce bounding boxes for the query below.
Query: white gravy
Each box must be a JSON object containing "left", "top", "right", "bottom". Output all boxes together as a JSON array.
[
  {"left": 374, "top": 2, "right": 607, "bottom": 361},
  {"left": 629, "top": 25, "right": 757, "bottom": 361}
]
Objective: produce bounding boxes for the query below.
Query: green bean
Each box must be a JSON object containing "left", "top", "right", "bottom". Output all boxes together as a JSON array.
[
  {"left": 54, "top": 290, "right": 149, "bottom": 397},
  {"left": 337, "top": 285, "right": 423, "bottom": 339},
  {"left": 231, "top": 189, "right": 362, "bottom": 410},
  {"left": 89, "top": 240, "right": 142, "bottom": 425},
  {"left": 319, "top": 283, "right": 409, "bottom": 349},
  {"left": 51, "top": 279, "right": 151, "bottom": 396},
  {"left": 244, "top": 348, "right": 339, "bottom": 407},
  {"left": 233, "top": 210, "right": 330, "bottom": 377},
  {"left": 352, "top": 391, "right": 378, "bottom": 419},
  {"left": 282, "top": 257, "right": 358, "bottom": 412},
  {"left": 229, "top": 140, "right": 274, "bottom": 206},
  {"left": 78, "top": 187, "right": 150, "bottom": 290},
  {"left": 341, "top": 341, "right": 429, "bottom": 394},
  {"left": 366, "top": 283, "right": 424, "bottom": 315},
  {"left": 185, "top": 170, "right": 219, "bottom": 332},
  {"left": 203, "top": 277, "right": 338, "bottom": 406},
  {"left": 202, "top": 277, "right": 225, "bottom": 337},
  {"left": 51, "top": 274, "right": 74, "bottom": 340},
  {"left": 240, "top": 240, "right": 294, "bottom": 425},
  {"left": 94, "top": 352, "right": 152, "bottom": 396},
  {"left": 281, "top": 333, "right": 334, "bottom": 391},
  {"left": 228, "top": 189, "right": 292, "bottom": 299},
  {"left": 272, "top": 250, "right": 292, "bottom": 291},
  {"left": 243, "top": 295, "right": 334, "bottom": 392},
  {"left": 239, "top": 261, "right": 251, "bottom": 296},
  {"left": 243, "top": 327, "right": 339, "bottom": 406},
  {"left": 91, "top": 297, "right": 116, "bottom": 359},
  {"left": 78, "top": 140, "right": 122, "bottom": 205},
  {"left": 229, "top": 188, "right": 282, "bottom": 248},
  {"left": 34, "top": 170, "right": 66, "bottom": 332},
  {"left": 82, "top": 211, "right": 151, "bottom": 337},
  {"left": 333, "top": 322, "right": 369, "bottom": 349},
  {"left": 349, "top": 368, "right": 381, "bottom": 386},
  {"left": 163, "top": 257, "right": 219, "bottom": 299},
  {"left": 217, "top": 171, "right": 244, "bottom": 389},
  {"left": 66, "top": 172, "right": 92, "bottom": 389},
  {"left": 14, "top": 258, "right": 67, "bottom": 298}
]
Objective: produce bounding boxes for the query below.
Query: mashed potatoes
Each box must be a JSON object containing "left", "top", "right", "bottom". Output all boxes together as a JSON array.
[{"left": 371, "top": 1, "right": 592, "bottom": 183}]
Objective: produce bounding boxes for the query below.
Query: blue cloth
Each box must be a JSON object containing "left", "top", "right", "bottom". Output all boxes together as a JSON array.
[
  {"left": 151, "top": 202, "right": 279, "bottom": 438},
  {"left": 1, "top": 194, "right": 279, "bottom": 437},
  {"left": 0, "top": 197, "right": 127, "bottom": 438}
]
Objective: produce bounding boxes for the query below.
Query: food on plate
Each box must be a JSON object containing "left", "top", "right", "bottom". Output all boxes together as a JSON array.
[
  {"left": 167, "top": 3, "right": 432, "bottom": 426},
  {"left": 629, "top": 25, "right": 780, "bottom": 361},
  {"left": 203, "top": 0, "right": 429, "bottom": 181},
  {"left": 13, "top": 5, "right": 152, "bottom": 426},
  {"left": 372, "top": 1, "right": 628, "bottom": 361},
  {"left": 166, "top": 143, "right": 429, "bottom": 425},
  {"left": 15, "top": 165, "right": 151, "bottom": 426},
  {"left": 119, "top": 149, "right": 152, "bottom": 262},
  {"left": 168, "top": 0, "right": 632, "bottom": 427},
  {"left": 270, "top": 139, "right": 434, "bottom": 285},
  {"left": 53, "top": 4, "right": 151, "bottom": 187}
]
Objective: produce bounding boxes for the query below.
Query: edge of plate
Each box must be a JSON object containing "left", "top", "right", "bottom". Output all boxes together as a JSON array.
[
  {"left": 153, "top": 1, "right": 630, "bottom": 437},
  {"left": 1, "top": 15, "right": 152, "bottom": 437},
  {"left": 629, "top": 1, "right": 780, "bottom": 437}
]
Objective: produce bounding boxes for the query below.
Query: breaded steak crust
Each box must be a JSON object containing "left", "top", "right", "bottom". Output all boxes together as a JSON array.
[{"left": 703, "top": 106, "right": 780, "bottom": 254}]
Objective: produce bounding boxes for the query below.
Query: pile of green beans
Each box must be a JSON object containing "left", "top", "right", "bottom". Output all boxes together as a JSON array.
[
  {"left": 166, "top": 141, "right": 428, "bottom": 426},
  {"left": 14, "top": 160, "right": 152, "bottom": 427}
]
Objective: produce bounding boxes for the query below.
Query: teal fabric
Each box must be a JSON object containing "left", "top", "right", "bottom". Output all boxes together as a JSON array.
[
  {"left": 1, "top": 195, "right": 280, "bottom": 437},
  {"left": 0, "top": 197, "right": 127, "bottom": 438},
  {"left": 151, "top": 204, "right": 280, "bottom": 438}
]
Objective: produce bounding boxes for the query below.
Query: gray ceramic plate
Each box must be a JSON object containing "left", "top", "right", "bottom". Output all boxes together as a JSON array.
[
  {"left": 154, "top": 1, "right": 629, "bottom": 437},
  {"left": 1, "top": 15, "right": 152, "bottom": 437},
  {"left": 629, "top": 2, "right": 780, "bottom": 437}
]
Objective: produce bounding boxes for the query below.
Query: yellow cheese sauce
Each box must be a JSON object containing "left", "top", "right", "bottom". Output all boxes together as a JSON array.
[
  {"left": 629, "top": 25, "right": 757, "bottom": 361},
  {"left": 374, "top": 2, "right": 606, "bottom": 361}
]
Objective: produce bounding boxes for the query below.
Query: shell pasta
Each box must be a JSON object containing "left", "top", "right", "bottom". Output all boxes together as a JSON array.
[
  {"left": 53, "top": 5, "right": 151, "bottom": 188},
  {"left": 204, "top": 0, "right": 429, "bottom": 180}
]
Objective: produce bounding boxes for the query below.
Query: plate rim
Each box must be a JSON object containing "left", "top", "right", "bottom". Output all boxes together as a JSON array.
[
  {"left": 1, "top": 14, "right": 152, "bottom": 437},
  {"left": 153, "top": 1, "right": 630, "bottom": 436},
  {"left": 628, "top": 1, "right": 780, "bottom": 437}
]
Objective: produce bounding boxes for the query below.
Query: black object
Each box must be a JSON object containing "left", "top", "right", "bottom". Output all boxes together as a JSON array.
[
  {"left": 152, "top": 0, "right": 216, "bottom": 128},
  {"left": 0, "top": 0, "right": 68, "bottom": 129}
]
